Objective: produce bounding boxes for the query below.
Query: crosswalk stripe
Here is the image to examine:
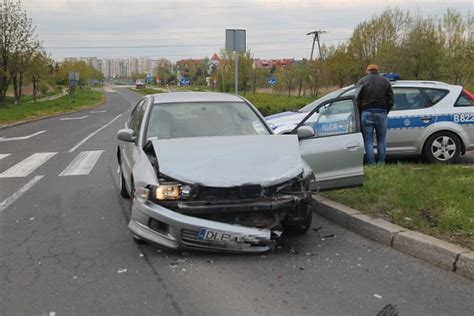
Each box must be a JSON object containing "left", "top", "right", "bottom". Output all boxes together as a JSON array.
[
  {"left": 0, "top": 152, "right": 57, "bottom": 178},
  {"left": 59, "top": 150, "right": 104, "bottom": 176},
  {"left": 0, "top": 154, "right": 11, "bottom": 160}
]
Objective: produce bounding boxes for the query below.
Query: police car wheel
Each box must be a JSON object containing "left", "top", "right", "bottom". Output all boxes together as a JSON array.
[{"left": 424, "top": 132, "right": 461, "bottom": 163}]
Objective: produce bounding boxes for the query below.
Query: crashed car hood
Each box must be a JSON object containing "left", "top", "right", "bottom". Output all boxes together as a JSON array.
[{"left": 152, "top": 135, "right": 303, "bottom": 187}]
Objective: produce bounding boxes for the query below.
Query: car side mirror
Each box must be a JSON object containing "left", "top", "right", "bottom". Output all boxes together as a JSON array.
[
  {"left": 296, "top": 126, "right": 315, "bottom": 139},
  {"left": 117, "top": 128, "right": 136, "bottom": 142}
]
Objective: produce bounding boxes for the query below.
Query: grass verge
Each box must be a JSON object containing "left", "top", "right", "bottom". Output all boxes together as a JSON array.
[
  {"left": 0, "top": 88, "right": 104, "bottom": 126},
  {"left": 322, "top": 164, "right": 474, "bottom": 250},
  {"left": 243, "top": 93, "right": 313, "bottom": 116},
  {"left": 129, "top": 87, "right": 165, "bottom": 95}
]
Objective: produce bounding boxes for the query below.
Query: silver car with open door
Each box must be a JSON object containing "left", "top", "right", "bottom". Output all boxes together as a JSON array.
[{"left": 117, "top": 92, "right": 363, "bottom": 253}]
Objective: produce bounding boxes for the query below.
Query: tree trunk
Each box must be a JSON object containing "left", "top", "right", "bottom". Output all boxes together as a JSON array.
[
  {"left": 12, "top": 73, "right": 19, "bottom": 105},
  {"left": 17, "top": 71, "right": 23, "bottom": 104},
  {"left": 32, "top": 77, "right": 38, "bottom": 102}
]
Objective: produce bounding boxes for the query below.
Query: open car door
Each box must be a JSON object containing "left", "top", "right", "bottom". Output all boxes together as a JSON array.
[{"left": 294, "top": 96, "right": 364, "bottom": 191}]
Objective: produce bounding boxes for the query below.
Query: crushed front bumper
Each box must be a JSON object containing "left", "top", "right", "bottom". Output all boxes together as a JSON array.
[{"left": 128, "top": 199, "right": 274, "bottom": 253}]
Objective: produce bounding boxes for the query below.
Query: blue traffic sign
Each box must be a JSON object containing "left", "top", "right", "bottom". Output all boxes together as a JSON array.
[
  {"left": 180, "top": 78, "right": 190, "bottom": 85},
  {"left": 267, "top": 77, "right": 277, "bottom": 85}
]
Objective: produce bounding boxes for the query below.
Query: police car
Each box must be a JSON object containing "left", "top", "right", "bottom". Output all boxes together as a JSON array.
[{"left": 266, "top": 79, "right": 474, "bottom": 163}]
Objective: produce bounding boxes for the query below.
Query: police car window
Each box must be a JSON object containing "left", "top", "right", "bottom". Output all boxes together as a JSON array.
[
  {"left": 455, "top": 90, "right": 474, "bottom": 107},
  {"left": 303, "top": 99, "right": 356, "bottom": 137},
  {"left": 423, "top": 89, "right": 449, "bottom": 105},
  {"left": 392, "top": 88, "right": 428, "bottom": 111}
]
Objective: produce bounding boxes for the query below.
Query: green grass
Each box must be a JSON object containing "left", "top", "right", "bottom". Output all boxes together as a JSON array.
[
  {"left": 0, "top": 88, "right": 104, "bottom": 125},
  {"left": 129, "top": 87, "right": 164, "bottom": 95},
  {"left": 322, "top": 164, "right": 474, "bottom": 249},
  {"left": 244, "top": 93, "right": 313, "bottom": 116}
]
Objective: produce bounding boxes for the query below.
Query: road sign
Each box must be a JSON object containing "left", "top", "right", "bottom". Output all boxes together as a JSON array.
[
  {"left": 225, "top": 29, "right": 246, "bottom": 52},
  {"left": 268, "top": 78, "right": 277, "bottom": 86},
  {"left": 226, "top": 29, "right": 246, "bottom": 95},
  {"left": 180, "top": 78, "right": 190, "bottom": 86}
]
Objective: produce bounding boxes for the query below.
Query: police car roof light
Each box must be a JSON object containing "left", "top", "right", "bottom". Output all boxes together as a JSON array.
[{"left": 383, "top": 73, "right": 401, "bottom": 81}]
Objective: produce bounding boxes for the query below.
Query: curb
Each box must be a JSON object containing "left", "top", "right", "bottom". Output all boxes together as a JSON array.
[
  {"left": 0, "top": 91, "right": 107, "bottom": 131},
  {"left": 313, "top": 195, "right": 474, "bottom": 280}
]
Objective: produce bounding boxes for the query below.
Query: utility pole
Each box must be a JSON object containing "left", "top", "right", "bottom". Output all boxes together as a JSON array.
[{"left": 306, "top": 30, "right": 326, "bottom": 61}]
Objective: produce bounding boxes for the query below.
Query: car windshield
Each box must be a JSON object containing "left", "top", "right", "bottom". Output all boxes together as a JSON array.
[
  {"left": 146, "top": 101, "right": 270, "bottom": 140},
  {"left": 299, "top": 89, "right": 345, "bottom": 113}
]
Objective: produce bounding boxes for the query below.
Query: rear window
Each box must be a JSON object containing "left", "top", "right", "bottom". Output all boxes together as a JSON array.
[
  {"left": 455, "top": 89, "right": 474, "bottom": 107},
  {"left": 422, "top": 89, "right": 449, "bottom": 105},
  {"left": 392, "top": 88, "right": 429, "bottom": 111}
]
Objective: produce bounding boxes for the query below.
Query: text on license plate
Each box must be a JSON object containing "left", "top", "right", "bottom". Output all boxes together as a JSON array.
[{"left": 198, "top": 228, "right": 239, "bottom": 242}]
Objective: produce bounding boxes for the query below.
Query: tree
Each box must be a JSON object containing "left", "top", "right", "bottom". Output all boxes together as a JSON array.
[
  {"left": 326, "top": 45, "right": 356, "bottom": 87},
  {"left": 275, "top": 64, "right": 296, "bottom": 97},
  {"left": 402, "top": 16, "right": 443, "bottom": 80},
  {"left": 56, "top": 60, "right": 104, "bottom": 89},
  {"left": 439, "top": 9, "right": 473, "bottom": 85},
  {"left": 0, "top": 0, "right": 39, "bottom": 105},
  {"left": 28, "top": 51, "right": 52, "bottom": 101}
]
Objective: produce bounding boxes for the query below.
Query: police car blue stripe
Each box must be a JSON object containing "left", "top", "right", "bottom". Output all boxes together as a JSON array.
[{"left": 388, "top": 114, "right": 474, "bottom": 129}]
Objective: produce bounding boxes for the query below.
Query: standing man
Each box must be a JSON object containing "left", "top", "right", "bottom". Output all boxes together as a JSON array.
[{"left": 356, "top": 64, "right": 394, "bottom": 165}]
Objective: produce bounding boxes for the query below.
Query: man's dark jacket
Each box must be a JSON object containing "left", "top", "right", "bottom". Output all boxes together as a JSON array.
[{"left": 356, "top": 73, "right": 394, "bottom": 113}]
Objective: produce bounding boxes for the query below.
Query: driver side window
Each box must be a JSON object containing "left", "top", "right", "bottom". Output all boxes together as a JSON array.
[{"left": 303, "top": 99, "right": 357, "bottom": 137}]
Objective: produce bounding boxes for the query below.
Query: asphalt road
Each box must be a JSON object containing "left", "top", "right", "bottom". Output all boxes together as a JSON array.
[{"left": 1, "top": 88, "right": 473, "bottom": 315}]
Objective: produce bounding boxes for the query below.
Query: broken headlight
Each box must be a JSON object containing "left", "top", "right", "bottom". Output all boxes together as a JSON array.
[{"left": 149, "top": 183, "right": 194, "bottom": 201}]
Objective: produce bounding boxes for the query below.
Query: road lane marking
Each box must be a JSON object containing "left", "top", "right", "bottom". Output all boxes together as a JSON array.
[
  {"left": 68, "top": 114, "right": 122, "bottom": 153},
  {"left": 0, "top": 130, "right": 46, "bottom": 142},
  {"left": 59, "top": 150, "right": 104, "bottom": 176},
  {"left": 60, "top": 115, "right": 88, "bottom": 121},
  {"left": 0, "top": 152, "right": 57, "bottom": 178},
  {"left": 0, "top": 175, "right": 44, "bottom": 214},
  {"left": 90, "top": 110, "right": 107, "bottom": 113},
  {"left": 0, "top": 154, "right": 11, "bottom": 160}
]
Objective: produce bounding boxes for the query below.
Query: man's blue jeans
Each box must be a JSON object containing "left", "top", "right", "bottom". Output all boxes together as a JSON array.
[{"left": 361, "top": 109, "right": 388, "bottom": 165}]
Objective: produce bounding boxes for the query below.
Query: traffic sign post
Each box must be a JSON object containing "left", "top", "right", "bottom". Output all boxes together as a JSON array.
[
  {"left": 225, "top": 29, "right": 246, "bottom": 95},
  {"left": 68, "top": 72, "right": 80, "bottom": 99}
]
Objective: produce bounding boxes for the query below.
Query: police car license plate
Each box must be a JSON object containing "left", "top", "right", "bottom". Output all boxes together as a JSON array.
[{"left": 198, "top": 228, "right": 238, "bottom": 242}]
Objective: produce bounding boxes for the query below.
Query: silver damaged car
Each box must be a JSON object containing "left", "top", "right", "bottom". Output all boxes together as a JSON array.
[{"left": 117, "top": 92, "right": 364, "bottom": 252}]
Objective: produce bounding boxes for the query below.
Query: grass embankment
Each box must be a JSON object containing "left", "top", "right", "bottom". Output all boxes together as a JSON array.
[
  {"left": 322, "top": 164, "right": 474, "bottom": 250},
  {"left": 0, "top": 88, "right": 104, "bottom": 125},
  {"left": 129, "top": 87, "right": 165, "bottom": 95}
]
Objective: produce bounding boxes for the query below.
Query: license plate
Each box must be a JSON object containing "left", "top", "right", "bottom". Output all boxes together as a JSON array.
[{"left": 198, "top": 228, "right": 239, "bottom": 242}]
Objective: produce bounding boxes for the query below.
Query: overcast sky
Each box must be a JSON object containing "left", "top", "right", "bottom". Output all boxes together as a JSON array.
[{"left": 22, "top": 0, "right": 472, "bottom": 61}]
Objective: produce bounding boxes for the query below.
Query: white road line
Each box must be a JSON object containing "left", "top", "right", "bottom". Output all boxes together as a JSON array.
[
  {"left": 59, "top": 150, "right": 104, "bottom": 176},
  {"left": 0, "top": 154, "right": 11, "bottom": 160},
  {"left": 0, "top": 175, "right": 44, "bottom": 214},
  {"left": 68, "top": 114, "right": 122, "bottom": 153},
  {"left": 0, "top": 152, "right": 57, "bottom": 178},
  {"left": 60, "top": 115, "right": 88, "bottom": 121},
  {"left": 0, "top": 130, "right": 46, "bottom": 142},
  {"left": 90, "top": 110, "right": 107, "bottom": 113}
]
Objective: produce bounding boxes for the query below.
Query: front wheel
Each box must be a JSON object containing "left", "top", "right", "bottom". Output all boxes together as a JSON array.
[
  {"left": 119, "top": 163, "right": 130, "bottom": 198},
  {"left": 424, "top": 132, "right": 461, "bottom": 163}
]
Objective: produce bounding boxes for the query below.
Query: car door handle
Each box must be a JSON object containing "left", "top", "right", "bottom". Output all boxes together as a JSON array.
[
  {"left": 346, "top": 142, "right": 360, "bottom": 151},
  {"left": 420, "top": 115, "right": 433, "bottom": 122}
]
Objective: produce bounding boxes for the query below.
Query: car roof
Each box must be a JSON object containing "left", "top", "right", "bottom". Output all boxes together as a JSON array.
[{"left": 150, "top": 92, "right": 245, "bottom": 104}]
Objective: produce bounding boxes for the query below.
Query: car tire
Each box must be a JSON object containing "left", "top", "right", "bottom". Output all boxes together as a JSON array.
[
  {"left": 119, "top": 163, "right": 130, "bottom": 198},
  {"left": 424, "top": 131, "right": 461, "bottom": 163},
  {"left": 284, "top": 200, "right": 314, "bottom": 235}
]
